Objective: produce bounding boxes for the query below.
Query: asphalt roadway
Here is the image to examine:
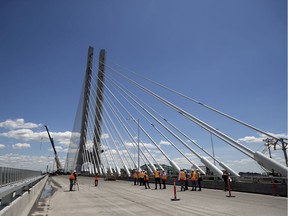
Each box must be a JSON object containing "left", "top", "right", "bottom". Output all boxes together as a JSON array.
[{"left": 30, "top": 175, "right": 287, "bottom": 216}]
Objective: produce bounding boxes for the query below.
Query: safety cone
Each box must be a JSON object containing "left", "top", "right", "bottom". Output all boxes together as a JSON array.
[{"left": 171, "top": 179, "right": 180, "bottom": 201}]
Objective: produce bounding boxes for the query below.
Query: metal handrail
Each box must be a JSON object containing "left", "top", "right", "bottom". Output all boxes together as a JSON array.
[{"left": 0, "top": 167, "right": 42, "bottom": 187}]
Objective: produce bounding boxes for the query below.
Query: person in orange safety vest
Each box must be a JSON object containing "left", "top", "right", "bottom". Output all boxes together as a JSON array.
[
  {"left": 191, "top": 170, "right": 198, "bottom": 191},
  {"left": 154, "top": 169, "right": 161, "bottom": 189},
  {"left": 161, "top": 170, "right": 167, "bottom": 189},
  {"left": 144, "top": 171, "right": 150, "bottom": 189},
  {"left": 133, "top": 170, "right": 139, "bottom": 185},
  {"left": 179, "top": 169, "right": 186, "bottom": 191},
  {"left": 94, "top": 173, "right": 99, "bottom": 187},
  {"left": 69, "top": 171, "right": 75, "bottom": 191}
]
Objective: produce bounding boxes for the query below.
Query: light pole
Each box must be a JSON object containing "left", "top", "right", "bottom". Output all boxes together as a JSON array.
[
  {"left": 210, "top": 132, "right": 216, "bottom": 165},
  {"left": 137, "top": 119, "right": 140, "bottom": 172}
]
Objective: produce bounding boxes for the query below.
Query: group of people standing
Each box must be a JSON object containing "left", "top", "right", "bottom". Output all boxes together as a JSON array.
[
  {"left": 133, "top": 169, "right": 167, "bottom": 190},
  {"left": 133, "top": 168, "right": 203, "bottom": 191},
  {"left": 179, "top": 169, "right": 202, "bottom": 191}
]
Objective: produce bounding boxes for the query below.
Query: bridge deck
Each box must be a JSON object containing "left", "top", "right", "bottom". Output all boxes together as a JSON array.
[{"left": 30, "top": 176, "right": 287, "bottom": 216}]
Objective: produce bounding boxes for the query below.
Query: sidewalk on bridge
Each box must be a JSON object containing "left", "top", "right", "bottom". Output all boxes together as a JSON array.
[{"left": 30, "top": 175, "right": 287, "bottom": 216}]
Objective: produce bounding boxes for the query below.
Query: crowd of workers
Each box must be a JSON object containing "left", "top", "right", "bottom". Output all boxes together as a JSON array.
[
  {"left": 132, "top": 168, "right": 203, "bottom": 191},
  {"left": 69, "top": 168, "right": 230, "bottom": 192}
]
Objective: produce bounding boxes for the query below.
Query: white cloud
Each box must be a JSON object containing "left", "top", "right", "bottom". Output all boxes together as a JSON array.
[
  {"left": 0, "top": 119, "right": 40, "bottom": 129},
  {"left": 0, "top": 144, "right": 5, "bottom": 149},
  {"left": 238, "top": 136, "right": 264, "bottom": 143},
  {"left": 45, "top": 131, "right": 72, "bottom": 147},
  {"left": 124, "top": 141, "right": 137, "bottom": 148},
  {"left": 0, "top": 128, "right": 72, "bottom": 147},
  {"left": 238, "top": 133, "right": 288, "bottom": 144},
  {"left": 12, "top": 143, "right": 31, "bottom": 149},
  {"left": 101, "top": 133, "right": 109, "bottom": 139},
  {"left": 0, "top": 153, "right": 64, "bottom": 172},
  {"left": 48, "top": 145, "right": 67, "bottom": 153},
  {"left": 159, "top": 140, "right": 171, "bottom": 145},
  {"left": 142, "top": 142, "right": 157, "bottom": 149}
]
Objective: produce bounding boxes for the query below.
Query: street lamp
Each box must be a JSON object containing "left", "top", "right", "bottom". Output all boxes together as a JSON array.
[
  {"left": 127, "top": 117, "right": 140, "bottom": 171},
  {"left": 210, "top": 132, "right": 216, "bottom": 165},
  {"left": 137, "top": 119, "right": 140, "bottom": 172}
]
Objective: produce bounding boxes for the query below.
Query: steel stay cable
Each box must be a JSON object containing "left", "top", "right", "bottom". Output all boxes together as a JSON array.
[
  {"left": 106, "top": 74, "right": 205, "bottom": 173},
  {"left": 101, "top": 63, "right": 255, "bottom": 159},
  {"left": 90, "top": 74, "right": 135, "bottom": 170},
  {"left": 102, "top": 89, "right": 157, "bottom": 172},
  {"left": 117, "top": 81, "right": 237, "bottom": 175},
  {"left": 103, "top": 90, "right": 137, "bottom": 168},
  {"left": 91, "top": 69, "right": 160, "bottom": 171},
  {"left": 88, "top": 72, "right": 121, "bottom": 174},
  {"left": 91, "top": 71, "right": 162, "bottom": 171},
  {"left": 110, "top": 62, "right": 279, "bottom": 140},
  {"left": 89, "top": 76, "right": 131, "bottom": 173},
  {"left": 95, "top": 70, "right": 179, "bottom": 172},
  {"left": 100, "top": 96, "right": 133, "bottom": 172}
]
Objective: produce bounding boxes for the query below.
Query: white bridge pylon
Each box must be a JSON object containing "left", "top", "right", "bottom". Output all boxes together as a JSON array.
[{"left": 66, "top": 48, "right": 288, "bottom": 178}]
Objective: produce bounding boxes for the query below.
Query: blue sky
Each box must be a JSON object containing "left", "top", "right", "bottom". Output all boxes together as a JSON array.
[{"left": 0, "top": 0, "right": 286, "bottom": 173}]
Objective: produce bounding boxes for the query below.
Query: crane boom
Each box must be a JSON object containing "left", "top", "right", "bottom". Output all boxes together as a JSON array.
[{"left": 44, "top": 125, "right": 62, "bottom": 171}]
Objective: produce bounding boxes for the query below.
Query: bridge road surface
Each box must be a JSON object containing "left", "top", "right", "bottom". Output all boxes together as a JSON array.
[{"left": 30, "top": 176, "right": 287, "bottom": 216}]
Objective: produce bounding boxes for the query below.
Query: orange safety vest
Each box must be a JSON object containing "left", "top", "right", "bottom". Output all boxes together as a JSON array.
[
  {"left": 69, "top": 174, "right": 75, "bottom": 180},
  {"left": 133, "top": 172, "right": 138, "bottom": 178},
  {"left": 95, "top": 176, "right": 99, "bottom": 180},
  {"left": 162, "top": 174, "right": 167, "bottom": 181},
  {"left": 191, "top": 172, "right": 198, "bottom": 181},
  {"left": 140, "top": 172, "right": 145, "bottom": 178},
  {"left": 145, "top": 174, "right": 149, "bottom": 182},
  {"left": 154, "top": 171, "right": 160, "bottom": 178},
  {"left": 179, "top": 171, "right": 185, "bottom": 180}
]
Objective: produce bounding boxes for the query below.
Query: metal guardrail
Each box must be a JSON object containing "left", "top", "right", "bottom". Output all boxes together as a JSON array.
[
  {"left": 0, "top": 175, "right": 46, "bottom": 206},
  {"left": 0, "top": 167, "right": 42, "bottom": 187}
]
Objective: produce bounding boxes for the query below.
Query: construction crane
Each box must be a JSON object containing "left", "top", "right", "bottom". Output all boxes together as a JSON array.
[{"left": 44, "top": 125, "right": 63, "bottom": 173}]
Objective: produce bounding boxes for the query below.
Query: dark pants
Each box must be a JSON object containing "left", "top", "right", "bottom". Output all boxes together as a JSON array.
[
  {"left": 185, "top": 180, "right": 188, "bottom": 190},
  {"left": 224, "top": 180, "right": 228, "bottom": 191},
  {"left": 134, "top": 178, "right": 138, "bottom": 185},
  {"left": 69, "top": 179, "right": 74, "bottom": 191},
  {"left": 162, "top": 180, "right": 166, "bottom": 189},
  {"left": 197, "top": 179, "right": 202, "bottom": 191},
  {"left": 95, "top": 180, "right": 98, "bottom": 186},
  {"left": 155, "top": 178, "right": 161, "bottom": 189},
  {"left": 144, "top": 181, "right": 150, "bottom": 189},
  {"left": 140, "top": 178, "right": 144, "bottom": 186},
  {"left": 180, "top": 180, "right": 185, "bottom": 191}
]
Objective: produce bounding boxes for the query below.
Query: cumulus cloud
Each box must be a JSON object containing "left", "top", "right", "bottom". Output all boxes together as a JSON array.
[
  {"left": 49, "top": 145, "right": 67, "bottom": 153},
  {"left": 0, "top": 119, "right": 40, "bottom": 129},
  {"left": 143, "top": 142, "right": 157, "bottom": 149},
  {"left": 45, "top": 131, "right": 72, "bottom": 147},
  {"left": 238, "top": 136, "right": 264, "bottom": 143},
  {"left": 0, "top": 144, "right": 5, "bottom": 149},
  {"left": 0, "top": 153, "right": 65, "bottom": 171},
  {"left": 238, "top": 133, "right": 288, "bottom": 144},
  {"left": 101, "top": 133, "right": 109, "bottom": 139},
  {"left": 12, "top": 143, "right": 31, "bottom": 149},
  {"left": 0, "top": 128, "right": 72, "bottom": 147},
  {"left": 159, "top": 140, "right": 171, "bottom": 145}
]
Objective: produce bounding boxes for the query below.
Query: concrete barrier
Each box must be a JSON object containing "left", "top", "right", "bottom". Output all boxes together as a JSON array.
[
  {"left": 117, "top": 176, "right": 287, "bottom": 197},
  {"left": 0, "top": 175, "right": 48, "bottom": 216}
]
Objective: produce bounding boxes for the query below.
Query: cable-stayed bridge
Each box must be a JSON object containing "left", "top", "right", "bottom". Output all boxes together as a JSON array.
[
  {"left": 0, "top": 47, "right": 287, "bottom": 216},
  {"left": 65, "top": 47, "right": 287, "bottom": 178}
]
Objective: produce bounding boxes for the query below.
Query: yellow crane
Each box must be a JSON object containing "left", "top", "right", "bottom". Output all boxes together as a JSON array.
[{"left": 44, "top": 125, "right": 63, "bottom": 173}]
